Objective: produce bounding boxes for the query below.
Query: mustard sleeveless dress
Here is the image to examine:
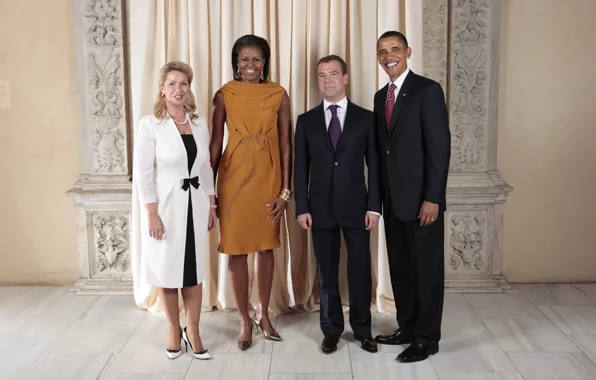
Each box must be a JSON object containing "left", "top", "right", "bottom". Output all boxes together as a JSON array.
[{"left": 217, "top": 81, "right": 286, "bottom": 254}]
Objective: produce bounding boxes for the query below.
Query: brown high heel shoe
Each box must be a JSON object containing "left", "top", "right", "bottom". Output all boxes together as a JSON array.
[
  {"left": 237, "top": 319, "right": 255, "bottom": 351},
  {"left": 250, "top": 315, "right": 282, "bottom": 342}
]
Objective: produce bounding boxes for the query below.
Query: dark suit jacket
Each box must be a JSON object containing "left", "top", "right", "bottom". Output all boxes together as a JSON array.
[
  {"left": 294, "top": 101, "right": 381, "bottom": 229},
  {"left": 373, "top": 70, "right": 451, "bottom": 221}
]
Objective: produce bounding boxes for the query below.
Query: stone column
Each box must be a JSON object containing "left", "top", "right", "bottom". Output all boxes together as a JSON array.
[
  {"left": 67, "top": 0, "right": 133, "bottom": 294},
  {"left": 424, "top": 0, "right": 513, "bottom": 293}
]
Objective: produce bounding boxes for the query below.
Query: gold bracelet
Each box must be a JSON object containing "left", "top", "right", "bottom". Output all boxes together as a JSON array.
[{"left": 279, "top": 188, "right": 291, "bottom": 202}]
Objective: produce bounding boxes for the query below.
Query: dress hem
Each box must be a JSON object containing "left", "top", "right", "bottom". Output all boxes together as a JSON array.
[
  {"left": 218, "top": 240, "right": 281, "bottom": 255},
  {"left": 145, "top": 279, "right": 204, "bottom": 290}
]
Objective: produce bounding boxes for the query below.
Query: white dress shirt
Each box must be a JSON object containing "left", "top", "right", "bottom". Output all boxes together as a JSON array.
[{"left": 322, "top": 96, "right": 380, "bottom": 217}]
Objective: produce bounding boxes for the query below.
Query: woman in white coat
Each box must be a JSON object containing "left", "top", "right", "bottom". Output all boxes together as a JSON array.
[{"left": 132, "top": 61, "right": 216, "bottom": 360}]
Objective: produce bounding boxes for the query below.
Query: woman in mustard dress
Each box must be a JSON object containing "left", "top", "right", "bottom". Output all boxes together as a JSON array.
[{"left": 210, "top": 35, "right": 292, "bottom": 351}]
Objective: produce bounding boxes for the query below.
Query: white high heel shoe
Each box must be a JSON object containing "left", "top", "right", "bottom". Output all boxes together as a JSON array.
[{"left": 182, "top": 327, "right": 211, "bottom": 360}]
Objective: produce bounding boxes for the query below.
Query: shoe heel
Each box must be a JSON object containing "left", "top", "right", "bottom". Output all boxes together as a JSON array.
[
  {"left": 250, "top": 318, "right": 260, "bottom": 334},
  {"left": 251, "top": 316, "right": 282, "bottom": 341},
  {"left": 183, "top": 326, "right": 211, "bottom": 359},
  {"left": 182, "top": 327, "right": 189, "bottom": 347}
]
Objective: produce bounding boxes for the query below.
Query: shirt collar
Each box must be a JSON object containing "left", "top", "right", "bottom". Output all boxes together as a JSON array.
[
  {"left": 323, "top": 96, "right": 348, "bottom": 111},
  {"left": 390, "top": 67, "right": 410, "bottom": 89}
]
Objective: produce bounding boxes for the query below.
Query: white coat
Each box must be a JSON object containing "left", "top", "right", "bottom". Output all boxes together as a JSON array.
[{"left": 131, "top": 113, "right": 214, "bottom": 309}]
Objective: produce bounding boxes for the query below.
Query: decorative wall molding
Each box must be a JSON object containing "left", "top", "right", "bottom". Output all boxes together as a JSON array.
[
  {"left": 83, "top": 0, "right": 123, "bottom": 47},
  {"left": 423, "top": 0, "right": 449, "bottom": 93},
  {"left": 68, "top": 191, "right": 132, "bottom": 295},
  {"left": 448, "top": 210, "right": 488, "bottom": 274},
  {"left": 444, "top": 170, "right": 513, "bottom": 293},
  {"left": 449, "top": 0, "right": 490, "bottom": 172},
  {"left": 82, "top": 0, "right": 128, "bottom": 175}
]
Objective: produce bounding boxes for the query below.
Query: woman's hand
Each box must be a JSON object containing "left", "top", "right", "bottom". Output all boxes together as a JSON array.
[
  {"left": 266, "top": 197, "right": 287, "bottom": 223},
  {"left": 148, "top": 214, "right": 165, "bottom": 240},
  {"left": 208, "top": 208, "right": 218, "bottom": 230}
]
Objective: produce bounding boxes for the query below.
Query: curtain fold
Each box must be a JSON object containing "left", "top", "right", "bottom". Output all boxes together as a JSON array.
[{"left": 129, "top": 0, "right": 423, "bottom": 315}]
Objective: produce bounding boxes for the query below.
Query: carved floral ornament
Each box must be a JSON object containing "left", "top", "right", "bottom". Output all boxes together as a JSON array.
[
  {"left": 449, "top": 212, "right": 486, "bottom": 273},
  {"left": 93, "top": 215, "right": 129, "bottom": 273},
  {"left": 83, "top": 0, "right": 122, "bottom": 46}
]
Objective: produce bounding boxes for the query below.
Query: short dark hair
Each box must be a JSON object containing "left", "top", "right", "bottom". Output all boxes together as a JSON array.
[
  {"left": 377, "top": 31, "right": 409, "bottom": 49},
  {"left": 231, "top": 34, "right": 271, "bottom": 83},
  {"left": 317, "top": 55, "right": 348, "bottom": 75}
]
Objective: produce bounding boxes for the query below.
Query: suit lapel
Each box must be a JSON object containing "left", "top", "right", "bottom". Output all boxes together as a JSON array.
[
  {"left": 335, "top": 101, "right": 355, "bottom": 157},
  {"left": 387, "top": 71, "right": 417, "bottom": 138},
  {"left": 316, "top": 103, "right": 333, "bottom": 153},
  {"left": 163, "top": 118, "right": 188, "bottom": 172},
  {"left": 377, "top": 84, "right": 389, "bottom": 137}
]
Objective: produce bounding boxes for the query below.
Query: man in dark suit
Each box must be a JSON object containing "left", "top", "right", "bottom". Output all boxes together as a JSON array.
[
  {"left": 372, "top": 31, "right": 451, "bottom": 363},
  {"left": 294, "top": 55, "right": 380, "bottom": 355}
]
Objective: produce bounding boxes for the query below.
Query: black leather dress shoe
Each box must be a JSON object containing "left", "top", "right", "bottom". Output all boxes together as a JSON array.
[
  {"left": 353, "top": 333, "right": 378, "bottom": 353},
  {"left": 396, "top": 341, "right": 439, "bottom": 363},
  {"left": 374, "top": 329, "right": 413, "bottom": 345},
  {"left": 321, "top": 335, "right": 340, "bottom": 354}
]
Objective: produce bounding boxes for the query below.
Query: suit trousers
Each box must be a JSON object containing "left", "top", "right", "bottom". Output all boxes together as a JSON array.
[
  {"left": 312, "top": 225, "right": 372, "bottom": 337},
  {"left": 384, "top": 206, "right": 445, "bottom": 344}
]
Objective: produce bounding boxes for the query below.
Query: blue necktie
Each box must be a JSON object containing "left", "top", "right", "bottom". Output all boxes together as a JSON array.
[{"left": 328, "top": 104, "right": 341, "bottom": 151}]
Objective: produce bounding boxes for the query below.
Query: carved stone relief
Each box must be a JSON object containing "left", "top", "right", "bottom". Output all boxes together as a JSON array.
[
  {"left": 423, "top": 0, "right": 449, "bottom": 93},
  {"left": 449, "top": 0, "right": 490, "bottom": 172},
  {"left": 447, "top": 210, "right": 489, "bottom": 275},
  {"left": 83, "top": 0, "right": 122, "bottom": 46},
  {"left": 83, "top": 0, "right": 128, "bottom": 174},
  {"left": 92, "top": 214, "right": 129, "bottom": 274},
  {"left": 91, "top": 113, "right": 126, "bottom": 173}
]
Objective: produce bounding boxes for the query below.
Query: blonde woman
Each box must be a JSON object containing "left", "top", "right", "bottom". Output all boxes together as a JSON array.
[{"left": 132, "top": 61, "right": 216, "bottom": 360}]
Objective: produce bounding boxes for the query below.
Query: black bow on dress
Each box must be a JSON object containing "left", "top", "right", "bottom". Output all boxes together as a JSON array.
[{"left": 182, "top": 176, "right": 199, "bottom": 191}]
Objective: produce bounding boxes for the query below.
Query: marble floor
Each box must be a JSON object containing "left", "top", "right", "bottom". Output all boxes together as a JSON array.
[{"left": 1, "top": 284, "right": 596, "bottom": 379}]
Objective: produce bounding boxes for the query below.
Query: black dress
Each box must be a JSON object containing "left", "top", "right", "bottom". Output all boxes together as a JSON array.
[{"left": 181, "top": 134, "right": 198, "bottom": 287}]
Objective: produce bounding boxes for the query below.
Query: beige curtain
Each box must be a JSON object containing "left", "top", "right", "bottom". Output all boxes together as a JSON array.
[{"left": 128, "top": 0, "right": 423, "bottom": 315}]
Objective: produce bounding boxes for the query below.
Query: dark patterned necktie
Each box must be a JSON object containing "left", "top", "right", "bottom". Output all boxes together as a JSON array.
[
  {"left": 328, "top": 104, "right": 341, "bottom": 151},
  {"left": 385, "top": 83, "right": 397, "bottom": 129}
]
